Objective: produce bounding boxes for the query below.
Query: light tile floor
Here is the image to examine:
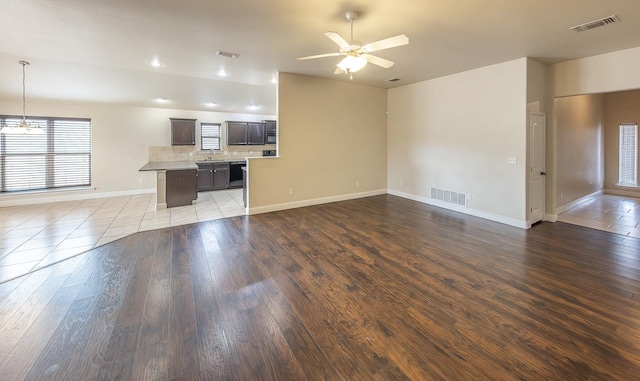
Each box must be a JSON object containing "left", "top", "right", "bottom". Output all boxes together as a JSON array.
[
  {"left": 0, "top": 189, "right": 245, "bottom": 283},
  {"left": 558, "top": 193, "right": 640, "bottom": 238}
]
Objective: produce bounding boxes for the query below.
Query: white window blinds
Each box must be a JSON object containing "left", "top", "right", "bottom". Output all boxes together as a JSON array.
[
  {"left": 0, "top": 116, "right": 91, "bottom": 193},
  {"left": 201, "top": 123, "right": 221, "bottom": 150},
  {"left": 619, "top": 124, "right": 638, "bottom": 187}
]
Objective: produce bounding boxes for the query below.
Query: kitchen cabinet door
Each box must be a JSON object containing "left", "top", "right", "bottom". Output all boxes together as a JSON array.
[
  {"left": 247, "top": 122, "right": 266, "bottom": 145},
  {"left": 197, "top": 163, "right": 214, "bottom": 191},
  {"left": 166, "top": 169, "right": 197, "bottom": 207},
  {"left": 212, "top": 162, "right": 230, "bottom": 190},
  {"left": 227, "top": 122, "right": 248, "bottom": 145},
  {"left": 171, "top": 118, "right": 196, "bottom": 146},
  {"left": 264, "top": 120, "right": 277, "bottom": 133}
]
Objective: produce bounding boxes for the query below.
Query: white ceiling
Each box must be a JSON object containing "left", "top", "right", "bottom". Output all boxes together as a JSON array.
[{"left": 2, "top": 0, "right": 640, "bottom": 115}]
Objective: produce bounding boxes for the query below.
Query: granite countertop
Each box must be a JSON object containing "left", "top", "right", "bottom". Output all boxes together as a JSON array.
[
  {"left": 195, "top": 159, "right": 247, "bottom": 164},
  {"left": 139, "top": 161, "right": 199, "bottom": 171}
]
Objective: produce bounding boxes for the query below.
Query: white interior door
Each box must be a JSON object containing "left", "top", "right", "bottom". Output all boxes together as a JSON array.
[{"left": 529, "top": 112, "right": 546, "bottom": 225}]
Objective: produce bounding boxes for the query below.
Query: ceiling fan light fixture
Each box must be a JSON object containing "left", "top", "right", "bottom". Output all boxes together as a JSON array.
[{"left": 337, "top": 56, "right": 367, "bottom": 73}]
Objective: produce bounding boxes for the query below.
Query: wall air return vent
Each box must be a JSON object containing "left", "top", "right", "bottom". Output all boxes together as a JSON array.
[
  {"left": 570, "top": 15, "right": 620, "bottom": 32},
  {"left": 431, "top": 187, "right": 468, "bottom": 207}
]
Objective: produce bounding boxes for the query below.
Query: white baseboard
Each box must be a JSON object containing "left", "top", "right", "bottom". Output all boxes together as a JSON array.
[
  {"left": 388, "top": 189, "right": 528, "bottom": 229},
  {"left": 604, "top": 188, "right": 640, "bottom": 198},
  {"left": 248, "top": 189, "right": 387, "bottom": 215},
  {"left": 0, "top": 188, "right": 156, "bottom": 208},
  {"left": 556, "top": 190, "right": 603, "bottom": 214}
]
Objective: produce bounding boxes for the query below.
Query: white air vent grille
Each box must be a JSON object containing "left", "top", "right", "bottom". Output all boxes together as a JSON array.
[
  {"left": 570, "top": 15, "right": 620, "bottom": 32},
  {"left": 431, "top": 187, "right": 468, "bottom": 207}
]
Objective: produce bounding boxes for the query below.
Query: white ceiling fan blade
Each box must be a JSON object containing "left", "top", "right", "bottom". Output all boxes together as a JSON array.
[
  {"left": 334, "top": 67, "right": 345, "bottom": 75},
  {"left": 362, "top": 54, "right": 395, "bottom": 69},
  {"left": 324, "top": 31, "right": 350, "bottom": 49},
  {"left": 297, "top": 52, "right": 341, "bottom": 60},
  {"left": 363, "top": 34, "right": 409, "bottom": 53}
]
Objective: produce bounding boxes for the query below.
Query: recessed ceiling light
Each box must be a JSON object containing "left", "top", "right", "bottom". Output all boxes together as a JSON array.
[
  {"left": 150, "top": 59, "right": 162, "bottom": 67},
  {"left": 218, "top": 68, "right": 227, "bottom": 77},
  {"left": 248, "top": 104, "right": 259, "bottom": 110},
  {"left": 205, "top": 102, "right": 217, "bottom": 107},
  {"left": 155, "top": 97, "right": 169, "bottom": 103}
]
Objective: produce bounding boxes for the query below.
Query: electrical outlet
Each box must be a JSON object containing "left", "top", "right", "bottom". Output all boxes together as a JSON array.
[
  {"left": 466, "top": 193, "right": 472, "bottom": 200},
  {"left": 507, "top": 157, "right": 517, "bottom": 165},
  {"left": 400, "top": 180, "right": 404, "bottom": 186},
  {"left": 138, "top": 178, "right": 143, "bottom": 184},
  {"left": 560, "top": 192, "right": 563, "bottom": 199},
  {"left": 289, "top": 188, "right": 294, "bottom": 195},
  {"left": 355, "top": 181, "right": 360, "bottom": 187}
]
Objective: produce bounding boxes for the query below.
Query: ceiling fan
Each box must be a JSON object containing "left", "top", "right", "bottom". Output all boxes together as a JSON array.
[{"left": 297, "top": 11, "right": 409, "bottom": 79}]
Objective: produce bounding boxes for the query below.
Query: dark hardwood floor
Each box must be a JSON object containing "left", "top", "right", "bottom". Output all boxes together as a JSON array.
[{"left": 1, "top": 194, "right": 639, "bottom": 380}]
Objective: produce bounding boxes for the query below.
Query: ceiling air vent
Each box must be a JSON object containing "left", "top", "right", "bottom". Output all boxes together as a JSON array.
[
  {"left": 216, "top": 50, "right": 239, "bottom": 59},
  {"left": 570, "top": 15, "right": 620, "bottom": 32},
  {"left": 386, "top": 78, "right": 400, "bottom": 82}
]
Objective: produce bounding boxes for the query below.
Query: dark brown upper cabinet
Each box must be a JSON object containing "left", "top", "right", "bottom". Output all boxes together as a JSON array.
[
  {"left": 247, "top": 122, "right": 266, "bottom": 145},
  {"left": 227, "top": 121, "right": 248, "bottom": 145},
  {"left": 226, "top": 121, "right": 266, "bottom": 145},
  {"left": 171, "top": 118, "right": 197, "bottom": 146}
]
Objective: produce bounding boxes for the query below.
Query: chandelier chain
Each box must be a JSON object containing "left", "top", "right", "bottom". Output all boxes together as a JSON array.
[{"left": 19, "top": 60, "right": 30, "bottom": 122}]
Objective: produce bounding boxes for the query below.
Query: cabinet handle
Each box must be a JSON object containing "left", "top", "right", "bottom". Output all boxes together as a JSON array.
[{"left": 213, "top": 170, "right": 216, "bottom": 173}]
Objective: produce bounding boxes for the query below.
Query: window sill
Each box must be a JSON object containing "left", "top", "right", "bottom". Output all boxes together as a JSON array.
[{"left": 0, "top": 186, "right": 95, "bottom": 197}]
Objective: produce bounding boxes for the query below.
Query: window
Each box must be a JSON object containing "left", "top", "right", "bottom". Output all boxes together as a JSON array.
[
  {"left": 0, "top": 116, "right": 91, "bottom": 193},
  {"left": 201, "top": 123, "right": 221, "bottom": 150},
  {"left": 619, "top": 124, "right": 638, "bottom": 187}
]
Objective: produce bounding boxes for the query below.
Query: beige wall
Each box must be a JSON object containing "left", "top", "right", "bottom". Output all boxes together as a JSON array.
[
  {"left": 551, "top": 46, "right": 640, "bottom": 212},
  {"left": 247, "top": 73, "right": 387, "bottom": 212},
  {"left": 554, "top": 94, "right": 604, "bottom": 208},
  {"left": 554, "top": 46, "right": 640, "bottom": 97},
  {"left": 0, "top": 99, "right": 273, "bottom": 205},
  {"left": 604, "top": 90, "right": 640, "bottom": 197},
  {"left": 387, "top": 58, "right": 528, "bottom": 226}
]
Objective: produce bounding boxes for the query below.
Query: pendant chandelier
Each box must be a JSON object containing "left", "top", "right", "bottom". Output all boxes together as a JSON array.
[{"left": 0, "top": 60, "right": 44, "bottom": 135}]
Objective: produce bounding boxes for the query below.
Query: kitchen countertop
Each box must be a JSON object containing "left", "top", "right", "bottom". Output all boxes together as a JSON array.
[
  {"left": 139, "top": 161, "right": 199, "bottom": 171},
  {"left": 195, "top": 159, "right": 247, "bottom": 164},
  {"left": 139, "top": 159, "right": 250, "bottom": 172}
]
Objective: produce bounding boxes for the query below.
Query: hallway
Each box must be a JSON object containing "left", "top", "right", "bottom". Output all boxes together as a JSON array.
[{"left": 558, "top": 193, "right": 640, "bottom": 238}]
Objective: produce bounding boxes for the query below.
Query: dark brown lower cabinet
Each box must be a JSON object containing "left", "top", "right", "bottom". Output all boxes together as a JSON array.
[
  {"left": 212, "top": 162, "right": 230, "bottom": 190},
  {"left": 166, "top": 169, "right": 197, "bottom": 208},
  {"left": 197, "top": 163, "right": 214, "bottom": 191}
]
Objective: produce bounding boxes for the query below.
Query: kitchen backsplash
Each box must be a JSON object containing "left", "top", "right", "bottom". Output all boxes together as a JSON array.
[{"left": 148, "top": 145, "right": 277, "bottom": 162}]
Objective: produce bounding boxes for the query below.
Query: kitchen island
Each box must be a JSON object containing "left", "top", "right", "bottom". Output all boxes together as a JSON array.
[{"left": 139, "top": 161, "right": 198, "bottom": 209}]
